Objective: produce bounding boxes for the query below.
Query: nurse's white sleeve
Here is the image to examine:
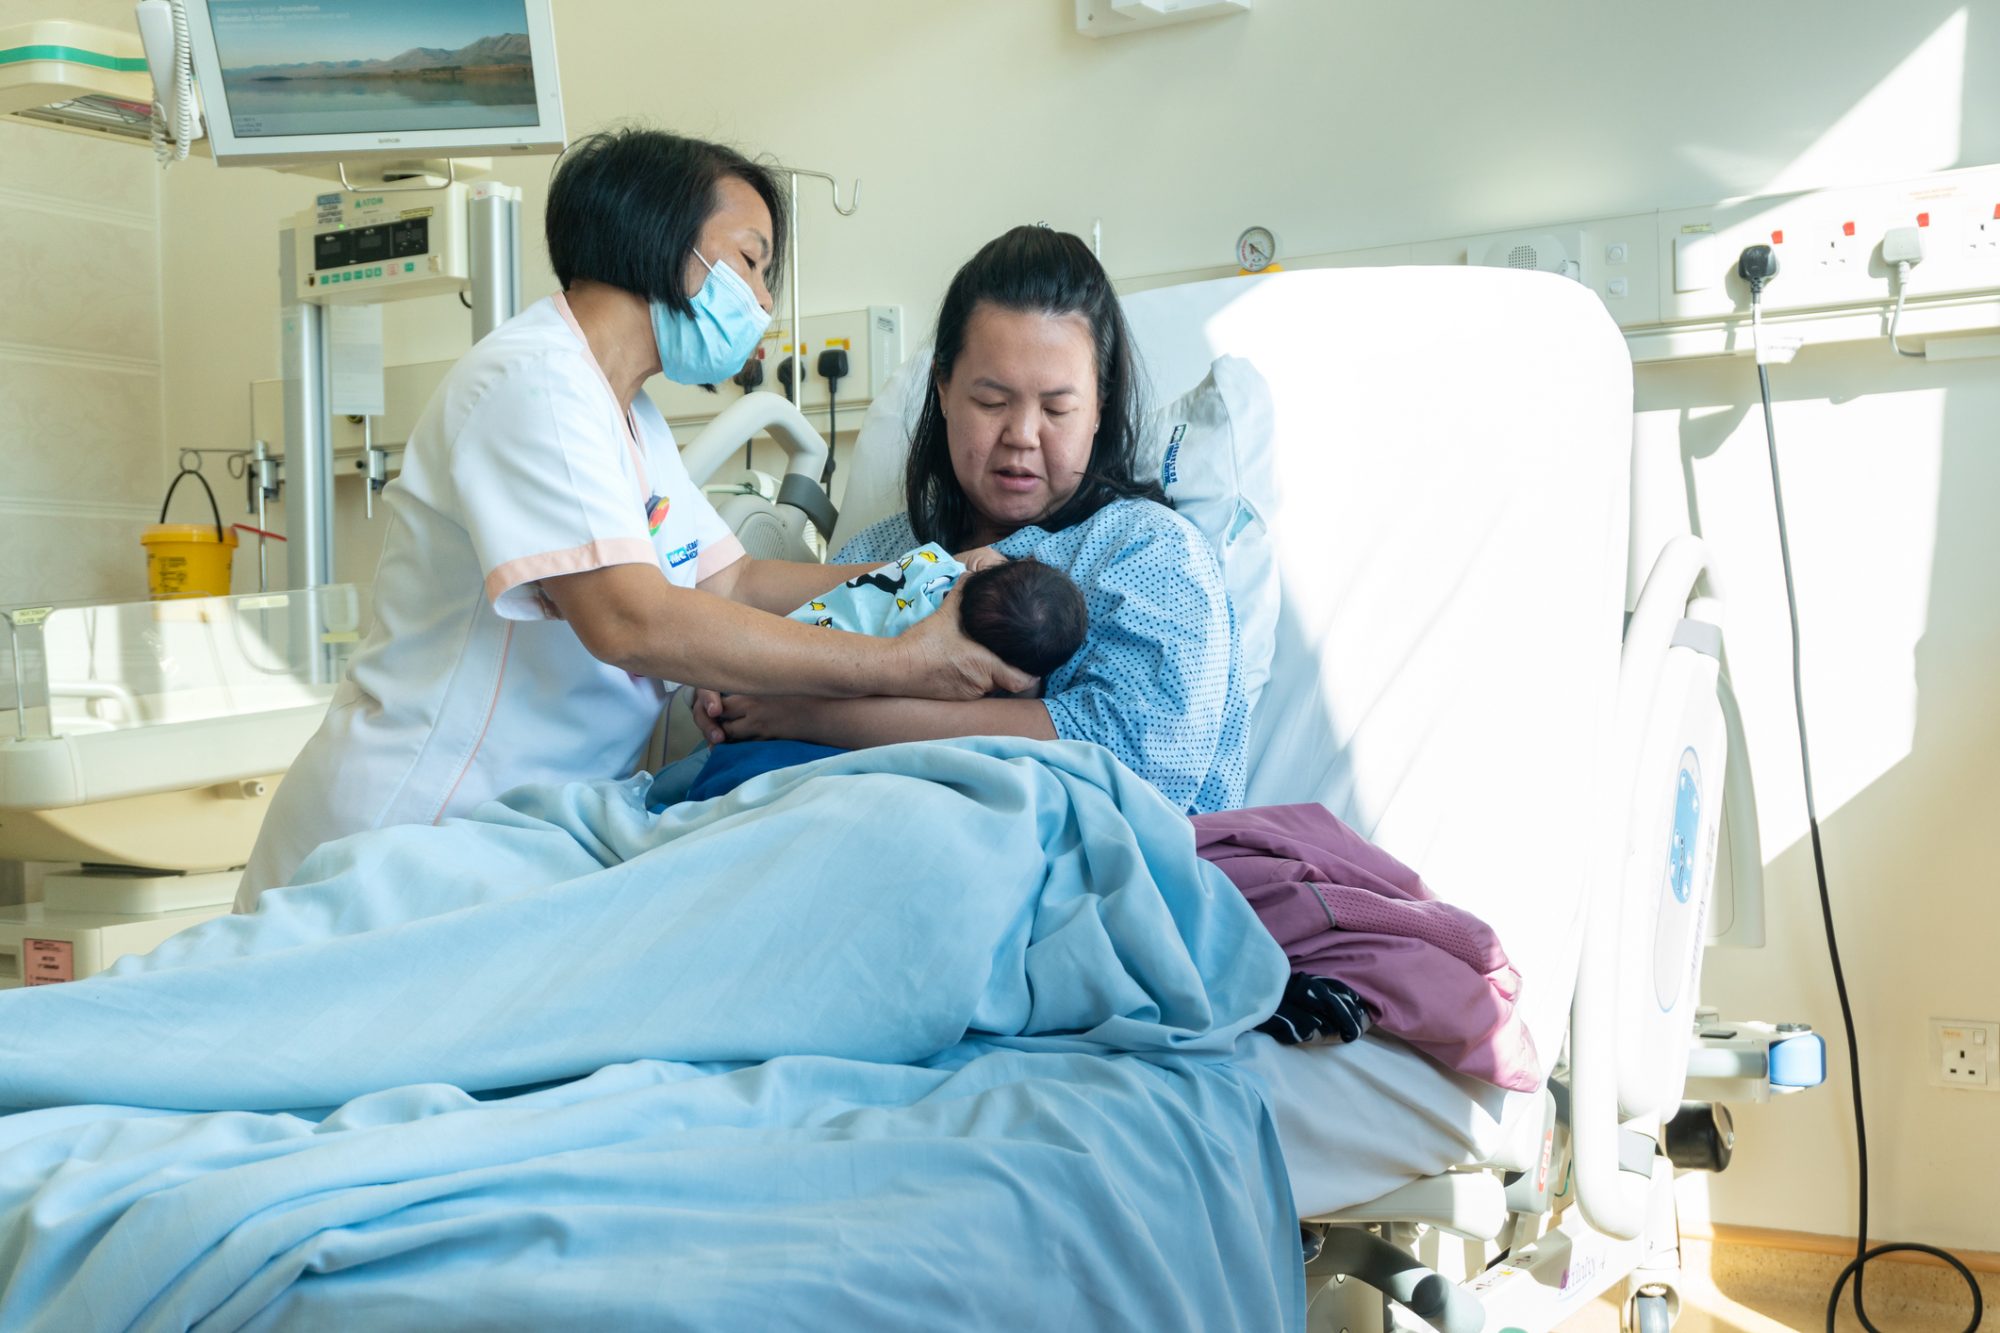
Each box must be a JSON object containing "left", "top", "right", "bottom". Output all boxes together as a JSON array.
[
  {"left": 634, "top": 397, "right": 747, "bottom": 585},
  {"left": 447, "top": 351, "right": 657, "bottom": 621}
]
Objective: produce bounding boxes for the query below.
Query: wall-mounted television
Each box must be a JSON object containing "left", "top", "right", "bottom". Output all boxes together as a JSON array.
[{"left": 183, "top": 0, "right": 564, "bottom": 168}]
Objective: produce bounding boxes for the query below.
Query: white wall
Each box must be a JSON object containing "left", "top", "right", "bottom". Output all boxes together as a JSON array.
[
  {"left": 0, "top": 0, "right": 166, "bottom": 607},
  {"left": 150, "top": 0, "right": 2000, "bottom": 1248}
]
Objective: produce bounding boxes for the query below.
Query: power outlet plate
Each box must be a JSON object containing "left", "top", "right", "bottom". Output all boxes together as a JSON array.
[{"left": 1929, "top": 1018, "right": 2000, "bottom": 1090}]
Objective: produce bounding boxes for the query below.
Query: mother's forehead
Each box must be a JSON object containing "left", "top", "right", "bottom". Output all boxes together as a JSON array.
[{"left": 957, "top": 306, "right": 1098, "bottom": 366}]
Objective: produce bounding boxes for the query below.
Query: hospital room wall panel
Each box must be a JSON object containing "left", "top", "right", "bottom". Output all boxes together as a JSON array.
[
  {"left": 0, "top": 359, "right": 162, "bottom": 509},
  {"left": 0, "top": 120, "right": 155, "bottom": 224},
  {"left": 0, "top": 0, "right": 133, "bottom": 30},
  {"left": 0, "top": 205, "right": 160, "bottom": 367},
  {"left": 0, "top": 62, "right": 166, "bottom": 616},
  {"left": 141, "top": 0, "right": 2000, "bottom": 1252},
  {"left": 0, "top": 510, "right": 149, "bottom": 608}
]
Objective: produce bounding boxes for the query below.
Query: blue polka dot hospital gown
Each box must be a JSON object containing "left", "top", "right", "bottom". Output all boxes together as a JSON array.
[{"left": 838, "top": 498, "right": 1249, "bottom": 814}]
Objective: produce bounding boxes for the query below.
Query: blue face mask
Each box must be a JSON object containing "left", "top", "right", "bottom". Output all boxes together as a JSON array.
[{"left": 650, "top": 250, "right": 771, "bottom": 385}]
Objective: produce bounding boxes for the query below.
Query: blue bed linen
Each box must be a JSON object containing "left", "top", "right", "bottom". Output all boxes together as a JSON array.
[
  {"left": 838, "top": 501, "right": 1251, "bottom": 814},
  {"left": 0, "top": 737, "right": 1301, "bottom": 1332},
  {"left": 686, "top": 738, "right": 846, "bottom": 803}
]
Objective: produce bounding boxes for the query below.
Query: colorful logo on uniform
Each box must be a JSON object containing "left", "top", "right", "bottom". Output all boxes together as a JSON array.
[{"left": 645, "top": 493, "right": 671, "bottom": 535}]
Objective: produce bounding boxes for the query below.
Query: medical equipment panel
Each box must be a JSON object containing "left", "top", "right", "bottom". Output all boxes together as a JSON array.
[{"left": 294, "top": 185, "right": 473, "bottom": 305}]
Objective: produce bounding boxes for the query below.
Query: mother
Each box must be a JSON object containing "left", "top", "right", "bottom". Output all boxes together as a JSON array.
[{"left": 703, "top": 226, "right": 1249, "bottom": 814}]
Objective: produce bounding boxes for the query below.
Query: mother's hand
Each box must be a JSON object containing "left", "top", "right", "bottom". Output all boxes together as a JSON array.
[
  {"left": 955, "top": 545, "right": 1007, "bottom": 573},
  {"left": 687, "top": 687, "right": 727, "bottom": 746},
  {"left": 712, "top": 692, "right": 810, "bottom": 743}
]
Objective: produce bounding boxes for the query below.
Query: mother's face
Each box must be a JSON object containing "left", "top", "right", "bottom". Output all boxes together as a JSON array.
[{"left": 938, "top": 303, "right": 1101, "bottom": 544}]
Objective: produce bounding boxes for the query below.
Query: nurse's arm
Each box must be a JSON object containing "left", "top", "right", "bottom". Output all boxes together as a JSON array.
[
  {"left": 699, "top": 545, "right": 1008, "bottom": 615},
  {"left": 714, "top": 695, "right": 1058, "bottom": 747},
  {"left": 538, "top": 563, "right": 1034, "bottom": 700},
  {"left": 697, "top": 556, "right": 887, "bottom": 616}
]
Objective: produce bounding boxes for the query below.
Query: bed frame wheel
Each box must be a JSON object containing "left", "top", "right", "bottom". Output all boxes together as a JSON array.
[{"left": 1625, "top": 1283, "right": 1676, "bottom": 1333}]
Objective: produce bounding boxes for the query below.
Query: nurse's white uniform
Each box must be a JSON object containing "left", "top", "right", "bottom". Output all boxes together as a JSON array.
[{"left": 238, "top": 293, "right": 744, "bottom": 909}]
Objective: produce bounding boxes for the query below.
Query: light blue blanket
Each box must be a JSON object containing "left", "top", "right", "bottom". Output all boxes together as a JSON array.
[{"left": 0, "top": 738, "right": 1301, "bottom": 1331}]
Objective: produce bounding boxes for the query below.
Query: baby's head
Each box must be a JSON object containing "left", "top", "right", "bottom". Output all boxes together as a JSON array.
[{"left": 954, "top": 558, "right": 1087, "bottom": 679}]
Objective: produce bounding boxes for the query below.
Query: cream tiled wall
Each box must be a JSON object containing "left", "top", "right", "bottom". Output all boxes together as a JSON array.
[{"left": 0, "top": 110, "right": 163, "bottom": 608}]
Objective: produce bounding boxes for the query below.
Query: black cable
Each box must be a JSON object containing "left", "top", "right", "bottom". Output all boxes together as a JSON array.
[
  {"left": 1747, "top": 283, "right": 1983, "bottom": 1333},
  {"left": 823, "top": 382, "right": 837, "bottom": 489}
]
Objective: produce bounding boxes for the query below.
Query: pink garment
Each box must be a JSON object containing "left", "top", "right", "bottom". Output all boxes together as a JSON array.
[{"left": 1192, "top": 804, "right": 1541, "bottom": 1093}]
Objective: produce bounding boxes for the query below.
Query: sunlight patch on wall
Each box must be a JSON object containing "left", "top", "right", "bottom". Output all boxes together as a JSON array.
[{"left": 1765, "top": 8, "right": 1967, "bottom": 194}]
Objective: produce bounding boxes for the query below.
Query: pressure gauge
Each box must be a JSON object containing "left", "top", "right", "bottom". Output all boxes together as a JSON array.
[{"left": 1236, "top": 226, "right": 1277, "bottom": 273}]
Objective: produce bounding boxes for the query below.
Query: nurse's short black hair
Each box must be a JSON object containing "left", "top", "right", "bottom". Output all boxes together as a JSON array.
[
  {"left": 954, "top": 558, "right": 1088, "bottom": 680},
  {"left": 545, "top": 127, "right": 786, "bottom": 317}
]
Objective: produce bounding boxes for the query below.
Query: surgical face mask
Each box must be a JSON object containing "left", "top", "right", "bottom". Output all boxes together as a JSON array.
[{"left": 650, "top": 250, "right": 771, "bottom": 385}]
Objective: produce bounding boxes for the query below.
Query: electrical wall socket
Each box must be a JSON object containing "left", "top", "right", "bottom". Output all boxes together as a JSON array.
[{"left": 1929, "top": 1018, "right": 1999, "bottom": 1090}]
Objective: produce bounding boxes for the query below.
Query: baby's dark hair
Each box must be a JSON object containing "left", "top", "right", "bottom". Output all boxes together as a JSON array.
[{"left": 954, "top": 559, "right": 1088, "bottom": 679}]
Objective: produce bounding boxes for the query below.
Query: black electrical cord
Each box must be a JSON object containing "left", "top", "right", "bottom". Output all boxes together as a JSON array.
[
  {"left": 824, "top": 381, "right": 837, "bottom": 490},
  {"left": 1746, "top": 281, "right": 1983, "bottom": 1333}
]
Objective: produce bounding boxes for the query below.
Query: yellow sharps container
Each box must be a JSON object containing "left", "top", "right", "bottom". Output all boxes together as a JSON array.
[{"left": 143, "top": 470, "right": 238, "bottom": 600}]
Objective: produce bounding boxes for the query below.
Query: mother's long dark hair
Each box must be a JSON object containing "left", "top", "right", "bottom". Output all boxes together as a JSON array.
[{"left": 905, "top": 226, "right": 1166, "bottom": 549}]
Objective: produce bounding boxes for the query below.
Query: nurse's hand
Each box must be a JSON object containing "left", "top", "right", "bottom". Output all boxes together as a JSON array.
[{"left": 896, "top": 605, "right": 1038, "bottom": 700}]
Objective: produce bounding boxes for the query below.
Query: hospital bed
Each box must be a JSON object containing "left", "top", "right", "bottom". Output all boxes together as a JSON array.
[
  {"left": 693, "top": 264, "right": 1816, "bottom": 1332},
  {"left": 0, "top": 265, "right": 1811, "bottom": 1331}
]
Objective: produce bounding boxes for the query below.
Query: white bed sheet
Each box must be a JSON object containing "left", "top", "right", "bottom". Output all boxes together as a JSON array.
[
  {"left": 837, "top": 266, "right": 1634, "bottom": 1216},
  {"left": 1237, "top": 1031, "right": 1513, "bottom": 1218}
]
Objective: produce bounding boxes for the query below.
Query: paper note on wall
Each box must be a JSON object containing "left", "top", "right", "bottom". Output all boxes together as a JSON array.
[{"left": 329, "top": 304, "right": 387, "bottom": 418}]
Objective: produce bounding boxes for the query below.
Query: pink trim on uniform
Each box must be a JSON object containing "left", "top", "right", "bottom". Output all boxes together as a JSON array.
[
  {"left": 483, "top": 538, "right": 658, "bottom": 607},
  {"left": 695, "top": 534, "right": 747, "bottom": 583},
  {"left": 433, "top": 620, "right": 514, "bottom": 825},
  {"left": 551, "top": 290, "right": 651, "bottom": 494}
]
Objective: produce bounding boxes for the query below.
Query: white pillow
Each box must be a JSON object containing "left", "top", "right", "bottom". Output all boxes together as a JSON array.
[
  {"left": 1138, "top": 356, "right": 1280, "bottom": 716},
  {"left": 829, "top": 350, "right": 1281, "bottom": 716}
]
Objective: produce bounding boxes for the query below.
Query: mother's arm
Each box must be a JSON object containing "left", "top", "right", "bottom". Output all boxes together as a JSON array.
[{"left": 710, "top": 694, "right": 1057, "bottom": 747}]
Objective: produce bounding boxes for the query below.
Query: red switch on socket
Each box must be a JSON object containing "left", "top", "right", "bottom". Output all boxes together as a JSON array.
[
  {"left": 1918, "top": 212, "right": 1931, "bottom": 227},
  {"left": 1771, "top": 229, "right": 1785, "bottom": 244},
  {"left": 1842, "top": 220, "right": 1856, "bottom": 237}
]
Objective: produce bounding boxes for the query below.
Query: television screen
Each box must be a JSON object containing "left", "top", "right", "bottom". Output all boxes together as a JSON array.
[{"left": 205, "top": 0, "right": 540, "bottom": 140}]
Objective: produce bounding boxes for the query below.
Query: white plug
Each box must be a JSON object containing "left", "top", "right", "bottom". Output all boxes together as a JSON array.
[
  {"left": 1883, "top": 225, "right": 1925, "bottom": 266},
  {"left": 1883, "top": 226, "right": 1928, "bottom": 357}
]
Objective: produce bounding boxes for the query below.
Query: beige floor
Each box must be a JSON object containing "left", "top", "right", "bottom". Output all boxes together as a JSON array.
[{"left": 1554, "top": 1238, "right": 1995, "bottom": 1332}]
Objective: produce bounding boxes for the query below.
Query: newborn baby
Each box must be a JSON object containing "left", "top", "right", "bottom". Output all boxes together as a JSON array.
[{"left": 685, "top": 544, "right": 1087, "bottom": 801}]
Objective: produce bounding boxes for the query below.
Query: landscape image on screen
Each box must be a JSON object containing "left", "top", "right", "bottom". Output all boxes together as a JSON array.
[{"left": 209, "top": 0, "right": 537, "bottom": 139}]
